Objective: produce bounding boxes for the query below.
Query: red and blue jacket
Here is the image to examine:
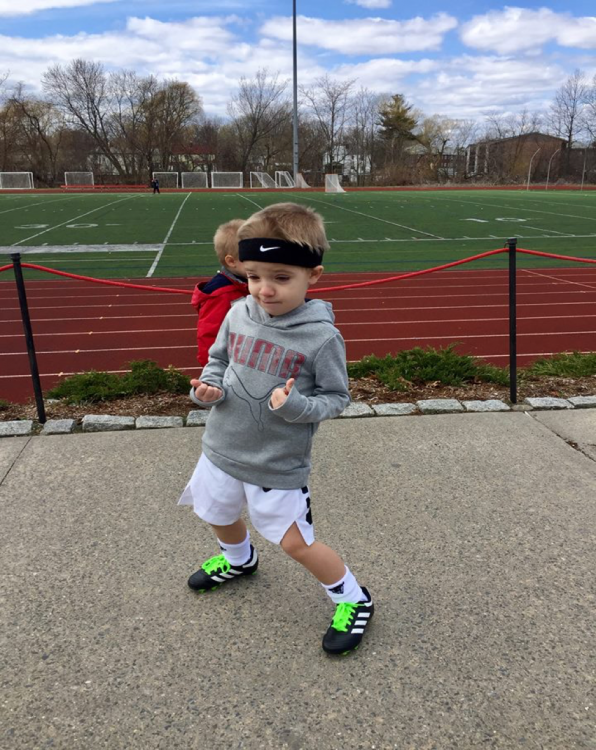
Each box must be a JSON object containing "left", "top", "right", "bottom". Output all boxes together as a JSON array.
[{"left": 191, "top": 269, "right": 249, "bottom": 366}]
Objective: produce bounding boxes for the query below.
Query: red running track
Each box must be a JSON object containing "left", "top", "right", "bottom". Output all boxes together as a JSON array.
[{"left": 2, "top": 267, "right": 596, "bottom": 403}]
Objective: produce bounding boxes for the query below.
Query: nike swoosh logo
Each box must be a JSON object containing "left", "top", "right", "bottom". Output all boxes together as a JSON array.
[{"left": 260, "top": 245, "right": 280, "bottom": 252}]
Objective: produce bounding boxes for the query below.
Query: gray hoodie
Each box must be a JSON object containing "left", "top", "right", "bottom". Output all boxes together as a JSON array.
[{"left": 191, "top": 296, "right": 350, "bottom": 489}]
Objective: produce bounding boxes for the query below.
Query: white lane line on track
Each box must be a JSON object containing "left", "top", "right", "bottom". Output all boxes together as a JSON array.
[
  {"left": 3, "top": 330, "right": 595, "bottom": 359},
  {"left": 298, "top": 195, "right": 444, "bottom": 239},
  {"left": 2, "top": 366, "right": 198, "bottom": 380},
  {"left": 5, "top": 314, "right": 596, "bottom": 339},
  {"left": 11, "top": 194, "right": 140, "bottom": 246},
  {"left": 522, "top": 268, "right": 596, "bottom": 291},
  {"left": 4, "top": 299, "right": 595, "bottom": 324},
  {"left": 147, "top": 192, "right": 192, "bottom": 278}
]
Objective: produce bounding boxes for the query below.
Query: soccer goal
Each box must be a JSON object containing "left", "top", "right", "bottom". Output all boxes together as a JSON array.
[
  {"left": 181, "top": 172, "right": 208, "bottom": 189},
  {"left": 0, "top": 172, "right": 34, "bottom": 190},
  {"left": 152, "top": 171, "right": 178, "bottom": 189},
  {"left": 211, "top": 172, "right": 243, "bottom": 189},
  {"left": 295, "top": 173, "right": 310, "bottom": 189},
  {"left": 250, "top": 172, "right": 277, "bottom": 189},
  {"left": 64, "top": 171, "right": 94, "bottom": 187},
  {"left": 275, "top": 171, "right": 296, "bottom": 188},
  {"left": 325, "top": 174, "right": 345, "bottom": 193}
]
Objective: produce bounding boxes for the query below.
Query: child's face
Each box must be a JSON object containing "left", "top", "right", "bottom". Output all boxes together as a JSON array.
[{"left": 243, "top": 261, "right": 323, "bottom": 316}]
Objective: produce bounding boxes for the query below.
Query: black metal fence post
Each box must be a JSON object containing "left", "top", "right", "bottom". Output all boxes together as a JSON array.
[
  {"left": 11, "top": 253, "right": 46, "bottom": 423},
  {"left": 508, "top": 238, "right": 518, "bottom": 404}
]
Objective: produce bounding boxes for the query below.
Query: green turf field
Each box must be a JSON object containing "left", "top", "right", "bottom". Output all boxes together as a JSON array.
[{"left": 1, "top": 189, "right": 595, "bottom": 280}]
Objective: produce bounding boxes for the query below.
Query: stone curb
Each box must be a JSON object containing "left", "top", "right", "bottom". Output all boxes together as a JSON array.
[{"left": 2, "top": 395, "right": 596, "bottom": 437}]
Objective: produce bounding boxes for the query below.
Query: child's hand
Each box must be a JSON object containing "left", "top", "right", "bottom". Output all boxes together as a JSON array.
[
  {"left": 270, "top": 378, "right": 294, "bottom": 409},
  {"left": 191, "top": 379, "right": 223, "bottom": 402}
]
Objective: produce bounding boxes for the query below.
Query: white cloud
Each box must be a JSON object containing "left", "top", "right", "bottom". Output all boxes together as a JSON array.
[
  {"left": 410, "top": 55, "right": 567, "bottom": 118},
  {"left": 261, "top": 13, "right": 457, "bottom": 55},
  {"left": 461, "top": 7, "right": 596, "bottom": 54},
  {"left": 346, "top": 0, "right": 392, "bottom": 9},
  {"left": 0, "top": 0, "right": 116, "bottom": 16}
]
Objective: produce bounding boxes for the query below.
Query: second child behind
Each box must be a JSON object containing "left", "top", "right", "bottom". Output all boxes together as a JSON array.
[{"left": 192, "top": 219, "right": 249, "bottom": 367}]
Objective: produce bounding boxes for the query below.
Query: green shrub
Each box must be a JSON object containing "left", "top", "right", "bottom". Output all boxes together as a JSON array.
[
  {"left": 121, "top": 360, "right": 189, "bottom": 395},
  {"left": 46, "top": 371, "right": 125, "bottom": 403},
  {"left": 45, "top": 360, "right": 190, "bottom": 403},
  {"left": 0, "top": 399, "right": 10, "bottom": 411},
  {"left": 526, "top": 351, "right": 596, "bottom": 379},
  {"left": 347, "top": 345, "right": 509, "bottom": 391}
]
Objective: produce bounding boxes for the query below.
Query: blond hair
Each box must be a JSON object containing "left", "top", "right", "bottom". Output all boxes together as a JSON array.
[
  {"left": 238, "top": 202, "right": 329, "bottom": 254},
  {"left": 213, "top": 219, "right": 244, "bottom": 265}
]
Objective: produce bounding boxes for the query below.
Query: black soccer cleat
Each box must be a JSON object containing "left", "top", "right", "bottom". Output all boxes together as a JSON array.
[
  {"left": 187, "top": 545, "right": 258, "bottom": 592},
  {"left": 322, "top": 587, "right": 374, "bottom": 655}
]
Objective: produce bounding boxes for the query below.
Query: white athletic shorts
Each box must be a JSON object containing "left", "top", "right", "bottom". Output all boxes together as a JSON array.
[{"left": 178, "top": 453, "right": 315, "bottom": 546}]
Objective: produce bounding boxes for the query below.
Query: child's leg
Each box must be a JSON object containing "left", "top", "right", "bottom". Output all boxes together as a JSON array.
[
  {"left": 210, "top": 519, "right": 248, "bottom": 545},
  {"left": 280, "top": 522, "right": 344, "bottom": 584}
]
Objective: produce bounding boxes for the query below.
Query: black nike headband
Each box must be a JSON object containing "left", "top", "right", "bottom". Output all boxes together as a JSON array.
[{"left": 238, "top": 238, "right": 324, "bottom": 268}]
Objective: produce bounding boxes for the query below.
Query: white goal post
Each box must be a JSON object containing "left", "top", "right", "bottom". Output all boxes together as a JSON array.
[
  {"left": 275, "top": 171, "right": 296, "bottom": 188},
  {"left": 211, "top": 172, "right": 243, "bottom": 189},
  {"left": 64, "top": 171, "right": 94, "bottom": 186},
  {"left": 295, "top": 173, "right": 310, "bottom": 188},
  {"left": 0, "top": 172, "right": 34, "bottom": 190},
  {"left": 250, "top": 172, "right": 277, "bottom": 189},
  {"left": 181, "top": 172, "right": 208, "bottom": 189},
  {"left": 152, "top": 171, "right": 178, "bottom": 188},
  {"left": 325, "top": 173, "right": 345, "bottom": 193}
]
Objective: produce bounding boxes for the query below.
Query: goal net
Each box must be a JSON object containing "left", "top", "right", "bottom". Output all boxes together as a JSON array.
[
  {"left": 275, "top": 171, "right": 296, "bottom": 188},
  {"left": 64, "top": 171, "right": 94, "bottom": 186},
  {"left": 0, "top": 172, "right": 34, "bottom": 189},
  {"left": 152, "top": 172, "right": 178, "bottom": 189},
  {"left": 250, "top": 172, "right": 277, "bottom": 189},
  {"left": 181, "top": 172, "right": 208, "bottom": 189},
  {"left": 295, "top": 173, "right": 310, "bottom": 188},
  {"left": 211, "top": 172, "right": 243, "bottom": 189},
  {"left": 325, "top": 174, "right": 345, "bottom": 193}
]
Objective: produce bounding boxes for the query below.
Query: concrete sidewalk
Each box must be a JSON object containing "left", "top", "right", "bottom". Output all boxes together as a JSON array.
[{"left": 1, "top": 411, "right": 595, "bottom": 750}]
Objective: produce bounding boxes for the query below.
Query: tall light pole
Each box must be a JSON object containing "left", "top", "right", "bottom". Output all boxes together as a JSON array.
[
  {"left": 292, "top": 0, "right": 299, "bottom": 182},
  {"left": 581, "top": 148, "right": 588, "bottom": 191},
  {"left": 526, "top": 148, "right": 541, "bottom": 190},
  {"left": 545, "top": 147, "right": 561, "bottom": 190}
]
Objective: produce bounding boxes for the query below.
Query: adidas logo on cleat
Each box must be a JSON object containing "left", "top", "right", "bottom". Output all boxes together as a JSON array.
[
  {"left": 322, "top": 587, "right": 374, "bottom": 655},
  {"left": 188, "top": 546, "right": 258, "bottom": 592}
]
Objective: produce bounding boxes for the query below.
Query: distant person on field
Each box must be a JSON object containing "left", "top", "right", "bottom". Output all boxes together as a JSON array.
[
  {"left": 179, "top": 202, "right": 374, "bottom": 656},
  {"left": 151, "top": 178, "right": 160, "bottom": 194},
  {"left": 191, "top": 218, "right": 249, "bottom": 367}
]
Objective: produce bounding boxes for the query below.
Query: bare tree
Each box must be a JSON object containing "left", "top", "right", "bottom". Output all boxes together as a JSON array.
[
  {"left": 228, "top": 69, "right": 290, "bottom": 173},
  {"left": 344, "top": 88, "right": 381, "bottom": 184},
  {"left": 7, "top": 85, "right": 65, "bottom": 185},
  {"left": 300, "top": 75, "right": 355, "bottom": 172},
  {"left": 549, "top": 69, "right": 588, "bottom": 172}
]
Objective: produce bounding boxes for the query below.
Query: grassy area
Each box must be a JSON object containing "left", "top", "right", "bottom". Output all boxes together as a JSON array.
[{"left": 1, "top": 189, "right": 595, "bottom": 280}]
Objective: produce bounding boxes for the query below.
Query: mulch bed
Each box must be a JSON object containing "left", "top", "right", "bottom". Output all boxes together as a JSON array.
[{"left": 2, "top": 374, "right": 596, "bottom": 422}]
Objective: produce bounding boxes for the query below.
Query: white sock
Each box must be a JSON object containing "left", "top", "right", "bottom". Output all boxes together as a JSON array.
[
  {"left": 217, "top": 532, "right": 251, "bottom": 566},
  {"left": 322, "top": 566, "right": 365, "bottom": 604}
]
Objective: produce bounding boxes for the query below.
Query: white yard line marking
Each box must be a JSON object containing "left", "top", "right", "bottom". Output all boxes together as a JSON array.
[
  {"left": 147, "top": 192, "right": 192, "bottom": 277},
  {"left": 303, "top": 195, "right": 444, "bottom": 239},
  {"left": 11, "top": 194, "right": 139, "bottom": 246},
  {"left": 430, "top": 195, "right": 596, "bottom": 224},
  {"left": 523, "top": 225, "right": 571, "bottom": 235},
  {"left": 0, "top": 196, "right": 76, "bottom": 216},
  {"left": 237, "top": 194, "right": 266, "bottom": 210},
  {"left": 0, "top": 244, "right": 161, "bottom": 255}
]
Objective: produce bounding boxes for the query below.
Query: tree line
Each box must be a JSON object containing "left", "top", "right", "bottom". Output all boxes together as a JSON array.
[{"left": 1, "top": 61, "right": 595, "bottom": 187}]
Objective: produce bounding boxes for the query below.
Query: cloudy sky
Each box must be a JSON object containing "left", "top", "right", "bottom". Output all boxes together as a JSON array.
[{"left": 1, "top": 1, "right": 595, "bottom": 121}]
